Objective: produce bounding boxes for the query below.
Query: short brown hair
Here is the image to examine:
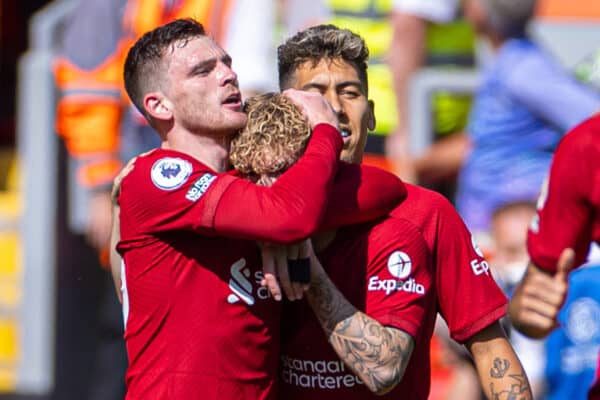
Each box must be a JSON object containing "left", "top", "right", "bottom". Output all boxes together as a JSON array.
[
  {"left": 277, "top": 24, "right": 369, "bottom": 94},
  {"left": 230, "top": 93, "right": 310, "bottom": 178},
  {"left": 123, "top": 18, "right": 206, "bottom": 123}
]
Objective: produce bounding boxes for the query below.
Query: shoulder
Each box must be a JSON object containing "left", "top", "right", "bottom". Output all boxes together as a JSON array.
[
  {"left": 124, "top": 150, "right": 208, "bottom": 187},
  {"left": 500, "top": 40, "right": 566, "bottom": 89},
  {"left": 559, "top": 115, "right": 600, "bottom": 150},
  {"left": 366, "top": 217, "right": 431, "bottom": 270},
  {"left": 552, "top": 115, "right": 600, "bottom": 172},
  {"left": 370, "top": 216, "right": 427, "bottom": 246},
  {"left": 120, "top": 149, "right": 219, "bottom": 205},
  {"left": 399, "top": 183, "right": 458, "bottom": 218}
]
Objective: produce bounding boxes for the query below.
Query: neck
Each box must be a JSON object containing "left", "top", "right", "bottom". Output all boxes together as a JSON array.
[{"left": 162, "top": 127, "right": 233, "bottom": 172}]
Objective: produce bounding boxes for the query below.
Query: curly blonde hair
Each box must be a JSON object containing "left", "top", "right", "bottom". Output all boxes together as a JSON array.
[{"left": 230, "top": 92, "right": 311, "bottom": 177}]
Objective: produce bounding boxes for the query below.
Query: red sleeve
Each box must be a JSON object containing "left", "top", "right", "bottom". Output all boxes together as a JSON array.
[
  {"left": 210, "top": 123, "right": 341, "bottom": 243},
  {"left": 120, "top": 123, "right": 342, "bottom": 245},
  {"left": 364, "top": 218, "right": 434, "bottom": 339},
  {"left": 528, "top": 126, "right": 597, "bottom": 273},
  {"left": 432, "top": 195, "right": 507, "bottom": 343},
  {"left": 319, "top": 163, "right": 407, "bottom": 231}
]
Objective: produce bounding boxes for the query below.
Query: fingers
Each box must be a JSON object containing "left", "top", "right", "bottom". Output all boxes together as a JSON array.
[
  {"left": 112, "top": 156, "right": 137, "bottom": 205},
  {"left": 555, "top": 247, "right": 576, "bottom": 282},
  {"left": 274, "top": 245, "right": 300, "bottom": 301},
  {"left": 282, "top": 88, "right": 339, "bottom": 129},
  {"left": 260, "top": 245, "right": 282, "bottom": 301},
  {"left": 260, "top": 241, "right": 312, "bottom": 302},
  {"left": 522, "top": 268, "right": 568, "bottom": 308},
  {"left": 509, "top": 262, "right": 567, "bottom": 338}
]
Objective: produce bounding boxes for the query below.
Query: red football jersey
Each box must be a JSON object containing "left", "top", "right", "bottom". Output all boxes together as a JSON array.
[
  {"left": 528, "top": 114, "right": 600, "bottom": 273},
  {"left": 526, "top": 114, "right": 600, "bottom": 396},
  {"left": 117, "top": 124, "right": 408, "bottom": 399},
  {"left": 390, "top": 184, "right": 508, "bottom": 343},
  {"left": 280, "top": 217, "right": 436, "bottom": 399}
]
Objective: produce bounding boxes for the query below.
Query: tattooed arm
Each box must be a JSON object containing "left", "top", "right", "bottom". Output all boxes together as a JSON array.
[
  {"left": 465, "top": 321, "right": 533, "bottom": 400},
  {"left": 305, "top": 251, "right": 414, "bottom": 395}
]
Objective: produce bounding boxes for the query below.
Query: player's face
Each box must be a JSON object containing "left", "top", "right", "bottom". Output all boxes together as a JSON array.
[
  {"left": 163, "top": 36, "right": 246, "bottom": 136},
  {"left": 291, "top": 58, "right": 375, "bottom": 163}
]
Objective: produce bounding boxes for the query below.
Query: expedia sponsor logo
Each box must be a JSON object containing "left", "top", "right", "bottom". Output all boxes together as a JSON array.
[
  {"left": 387, "top": 251, "right": 412, "bottom": 279},
  {"left": 186, "top": 173, "right": 216, "bottom": 202},
  {"left": 227, "top": 258, "right": 272, "bottom": 306},
  {"left": 470, "top": 259, "right": 490, "bottom": 276},
  {"left": 280, "top": 355, "right": 363, "bottom": 389},
  {"left": 367, "top": 276, "right": 425, "bottom": 296},
  {"left": 471, "top": 235, "right": 484, "bottom": 258}
]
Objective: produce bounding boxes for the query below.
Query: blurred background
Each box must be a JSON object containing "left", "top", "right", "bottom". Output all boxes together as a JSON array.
[{"left": 0, "top": 0, "right": 599, "bottom": 399}]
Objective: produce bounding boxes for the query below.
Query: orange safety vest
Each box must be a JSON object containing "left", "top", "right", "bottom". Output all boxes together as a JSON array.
[{"left": 54, "top": 0, "right": 233, "bottom": 188}]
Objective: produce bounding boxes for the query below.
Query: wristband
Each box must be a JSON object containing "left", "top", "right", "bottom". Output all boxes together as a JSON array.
[{"left": 287, "top": 258, "right": 311, "bottom": 284}]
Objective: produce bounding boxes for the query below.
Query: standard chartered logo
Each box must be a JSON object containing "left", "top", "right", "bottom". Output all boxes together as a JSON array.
[
  {"left": 227, "top": 258, "right": 254, "bottom": 305},
  {"left": 227, "top": 258, "right": 271, "bottom": 306},
  {"left": 280, "top": 355, "right": 363, "bottom": 389}
]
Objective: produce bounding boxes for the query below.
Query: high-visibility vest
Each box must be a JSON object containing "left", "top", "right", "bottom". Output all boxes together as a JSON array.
[
  {"left": 326, "top": 0, "right": 475, "bottom": 136},
  {"left": 54, "top": 0, "right": 233, "bottom": 188}
]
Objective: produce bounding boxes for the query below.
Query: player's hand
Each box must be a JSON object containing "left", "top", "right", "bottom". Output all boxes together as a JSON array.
[
  {"left": 508, "top": 248, "right": 575, "bottom": 338},
  {"left": 111, "top": 156, "right": 137, "bottom": 205},
  {"left": 86, "top": 190, "right": 113, "bottom": 251},
  {"left": 260, "top": 240, "right": 312, "bottom": 301},
  {"left": 109, "top": 203, "right": 123, "bottom": 303},
  {"left": 282, "top": 88, "right": 339, "bottom": 129}
]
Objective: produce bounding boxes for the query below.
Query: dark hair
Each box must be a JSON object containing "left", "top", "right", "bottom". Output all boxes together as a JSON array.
[
  {"left": 277, "top": 24, "right": 369, "bottom": 94},
  {"left": 123, "top": 18, "right": 206, "bottom": 122}
]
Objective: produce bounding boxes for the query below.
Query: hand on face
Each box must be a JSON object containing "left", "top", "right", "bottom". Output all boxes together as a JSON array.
[
  {"left": 282, "top": 88, "right": 339, "bottom": 130},
  {"left": 288, "top": 59, "right": 374, "bottom": 164}
]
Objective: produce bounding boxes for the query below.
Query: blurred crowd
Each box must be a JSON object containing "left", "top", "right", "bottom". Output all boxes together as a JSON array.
[{"left": 1, "top": 0, "right": 600, "bottom": 399}]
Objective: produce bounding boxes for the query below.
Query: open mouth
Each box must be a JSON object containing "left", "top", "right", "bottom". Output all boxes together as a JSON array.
[
  {"left": 222, "top": 93, "right": 242, "bottom": 108},
  {"left": 340, "top": 128, "right": 351, "bottom": 145}
]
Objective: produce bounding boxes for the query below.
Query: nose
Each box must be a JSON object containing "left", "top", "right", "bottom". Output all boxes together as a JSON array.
[
  {"left": 326, "top": 94, "right": 346, "bottom": 120},
  {"left": 217, "top": 63, "right": 238, "bottom": 87}
]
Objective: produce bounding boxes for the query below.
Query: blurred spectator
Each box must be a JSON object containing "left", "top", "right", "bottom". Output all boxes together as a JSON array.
[
  {"left": 455, "top": 0, "right": 600, "bottom": 235},
  {"left": 386, "top": 0, "right": 475, "bottom": 185},
  {"left": 490, "top": 202, "right": 547, "bottom": 399},
  {"left": 544, "top": 264, "right": 600, "bottom": 400},
  {"left": 574, "top": 49, "right": 600, "bottom": 92},
  {"left": 52, "top": 1, "right": 326, "bottom": 399}
]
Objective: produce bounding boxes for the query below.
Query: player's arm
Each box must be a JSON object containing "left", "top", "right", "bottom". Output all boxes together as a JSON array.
[
  {"left": 108, "top": 156, "right": 138, "bottom": 302},
  {"left": 319, "top": 162, "right": 406, "bottom": 230},
  {"left": 305, "top": 250, "right": 414, "bottom": 395},
  {"left": 431, "top": 191, "right": 508, "bottom": 343},
  {"left": 212, "top": 129, "right": 405, "bottom": 243},
  {"left": 465, "top": 321, "right": 533, "bottom": 400},
  {"left": 510, "top": 129, "right": 594, "bottom": 337},
  {"left": 109, "top": 202, "right": 123, "bottom": 303}
]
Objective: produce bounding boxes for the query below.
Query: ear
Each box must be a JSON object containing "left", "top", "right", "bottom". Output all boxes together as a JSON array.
[
  {"left": 367, "top": 99, "right": 376, "bottom": 131},
  {"left": 144, "top": 92, "right": 173, "bottom": 122}
]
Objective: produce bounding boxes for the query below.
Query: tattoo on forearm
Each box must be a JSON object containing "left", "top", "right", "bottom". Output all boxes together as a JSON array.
[
  {"left": 490, "top": 357, "right": 510, "bottom": 378},
  {"left": 307, "top": 272, "right": 414, "bottom": 394},
  {"left": 489, "top": 373, "right": 531, "bottom": 400}
]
